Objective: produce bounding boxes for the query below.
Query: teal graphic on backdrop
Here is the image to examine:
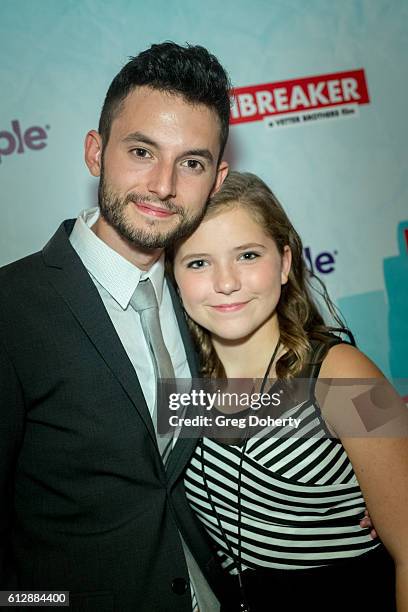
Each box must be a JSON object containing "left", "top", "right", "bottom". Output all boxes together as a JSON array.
[
  {"left": 384, "top": 221, "right": 408, "bottom": 395},
  {"left": 339, "top": 221, "right": 407, "bottom": 398}
]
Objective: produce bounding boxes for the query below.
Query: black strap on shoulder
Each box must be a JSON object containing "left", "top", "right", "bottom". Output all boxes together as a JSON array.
[
  {"left": 307, "top": 328, "right": 355, "bottom": 381},
  {"left": 300, "top": 328, "right": 355, "bottom": 440},
  {"left": 301, "top": 328, "right": 355, "bottom": 403}
]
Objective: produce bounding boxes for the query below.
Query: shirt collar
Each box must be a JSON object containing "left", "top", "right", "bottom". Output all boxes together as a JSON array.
[{"left": 69, "top": 207, "right": 165, "bottom": 309}]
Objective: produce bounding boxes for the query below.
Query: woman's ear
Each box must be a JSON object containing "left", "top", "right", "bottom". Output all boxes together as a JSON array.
[{"left": 281, "top": 245, "right": 292, "bottom": 285}]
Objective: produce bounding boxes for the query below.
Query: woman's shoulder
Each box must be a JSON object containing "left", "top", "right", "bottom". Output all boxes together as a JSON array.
[{"left": 319, "top": 342, "right": 384, "bottom": 380}]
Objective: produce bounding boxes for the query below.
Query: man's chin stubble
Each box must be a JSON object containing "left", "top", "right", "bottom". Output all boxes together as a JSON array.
[
  {"left": 100, "top": 201, "right": 206, "bottom": 250},
  {"left": 100, "top": 207, "right": 204, "bottom": 250},
  {"left": 98, "top": 180, "right": 207, "bottom": 249},
  {"left": 114, "top": 221, "right": 180, "bottom": 250}
]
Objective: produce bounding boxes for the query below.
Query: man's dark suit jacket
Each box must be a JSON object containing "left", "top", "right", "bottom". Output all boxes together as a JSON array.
[{"left": 0, "top": 220, "right": 224, "bottom": 611}]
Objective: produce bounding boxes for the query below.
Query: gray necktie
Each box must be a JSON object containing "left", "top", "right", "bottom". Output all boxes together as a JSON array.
[{"left": 130, "top": 278, "right": 174, "bottom": 463}]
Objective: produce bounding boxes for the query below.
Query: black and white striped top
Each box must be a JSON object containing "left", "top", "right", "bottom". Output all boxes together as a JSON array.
[{"left": 184, "top": 395, "right": 379, "bottom": 573}]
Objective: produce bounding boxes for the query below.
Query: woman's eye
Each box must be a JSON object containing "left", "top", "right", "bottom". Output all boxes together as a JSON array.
[
  {"left": 181, "top": 159, "right": 204, "bottom": 171},
  {"left": 239, "top": 252, "right": 260, "bottom": 261},
  {"left": 187, "top": 259, "right": 207, "bottom": 269}
]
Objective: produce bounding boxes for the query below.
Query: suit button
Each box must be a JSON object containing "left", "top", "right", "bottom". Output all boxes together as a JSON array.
[{"left": 171, "top": 577, "right": 188, "bottom": 595}]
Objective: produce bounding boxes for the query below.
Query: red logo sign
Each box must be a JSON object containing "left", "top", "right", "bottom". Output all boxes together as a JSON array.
[{"left": 230, "top": 69, "right": 370, "bottom": 124}]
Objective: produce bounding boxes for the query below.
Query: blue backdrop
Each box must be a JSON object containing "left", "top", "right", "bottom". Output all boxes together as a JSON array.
[{"left": 1, "top": 0, "right": 406, "bottom": 392}]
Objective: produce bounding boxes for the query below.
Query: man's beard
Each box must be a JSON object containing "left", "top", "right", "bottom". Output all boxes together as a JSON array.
[{"left": 98, "top": 170, "right": 207, "bottom": 249}]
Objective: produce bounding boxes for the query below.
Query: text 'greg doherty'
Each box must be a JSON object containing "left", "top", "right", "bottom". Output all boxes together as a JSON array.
[
  {"left": 168, "top": 414, "right": 302, "bottom": 430},
  {"left": 168, "top": 389, "right": 282, "bottom": 411}
]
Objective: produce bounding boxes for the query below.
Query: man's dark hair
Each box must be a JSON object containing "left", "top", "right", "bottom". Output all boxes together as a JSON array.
[{"left": 98, "top": 41, "right": 231, "bottom": 160}]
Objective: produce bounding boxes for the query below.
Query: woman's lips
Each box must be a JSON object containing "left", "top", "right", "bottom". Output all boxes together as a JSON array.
[
  {"left": 134, "top": 201, "right": 175, "bottom": 218},
  {"left": 210, "top": 301, "right": 249, "bottom": 313}
]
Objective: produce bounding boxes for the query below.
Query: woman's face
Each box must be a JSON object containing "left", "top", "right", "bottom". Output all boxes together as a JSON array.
[{"left": 174, "top": 206, "right": 291, "bottom": 343}]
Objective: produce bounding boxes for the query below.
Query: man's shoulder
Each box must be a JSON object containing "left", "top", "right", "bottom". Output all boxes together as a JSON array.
[
  {"left": 0, "top": 250, "right": 43, "bottom": 282},
  {"left": 0, "top": 219, "right": 75, "bottom": 291},
  {"left": 0, "top": 251, "right": 48, "bottom": 324}
]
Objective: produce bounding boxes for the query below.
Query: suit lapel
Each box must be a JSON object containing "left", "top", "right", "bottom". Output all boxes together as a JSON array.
[{"left": 42, "top": 220, "right": 157, "bottom": 447}]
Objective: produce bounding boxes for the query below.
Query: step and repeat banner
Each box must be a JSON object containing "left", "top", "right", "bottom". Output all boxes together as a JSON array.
[{"left": 1, "top": 0, "right": 407, "bottom": 393}]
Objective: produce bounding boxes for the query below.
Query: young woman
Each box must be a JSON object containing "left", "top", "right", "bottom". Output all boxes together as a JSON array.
[{"left": 172, "top": 171, "right": 408, "bottom": 611}]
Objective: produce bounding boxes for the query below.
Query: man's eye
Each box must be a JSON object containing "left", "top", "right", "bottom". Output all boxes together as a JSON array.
[
  {"left": 187, "top": 259, "right": 207, "bottom": 269},
  {"left": 239, "top": 252, "right": 260, "bottom": 261},
  {"left": 131, "top": 148, "right": 151, "bottom": 158},
  {"left": 181, "top": 159, "right": 204, "bottom": 171}
]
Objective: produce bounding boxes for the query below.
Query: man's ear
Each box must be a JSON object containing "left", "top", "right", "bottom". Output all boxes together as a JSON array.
[
  {"left": 281, "top": 245, "right": 292, "bottom": 285},
  {"left": 211, "top": 160, "right": 229, "bottom": 196},
  {"left": 84, "top": 130, "right": 103, "bottom": 177}
]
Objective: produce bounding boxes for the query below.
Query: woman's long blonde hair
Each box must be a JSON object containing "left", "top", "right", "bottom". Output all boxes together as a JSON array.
[{"left": 169, "top": 171, "right": 348, "bottom": 379}]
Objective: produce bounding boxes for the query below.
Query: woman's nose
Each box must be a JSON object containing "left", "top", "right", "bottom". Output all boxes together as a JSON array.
[{"left": 213, "top": 264, "right": 241, "bottom": 295}]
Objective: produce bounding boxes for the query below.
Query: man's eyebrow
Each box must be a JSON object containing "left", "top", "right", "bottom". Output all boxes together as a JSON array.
[
  {"left": 122, "top": 131, "right": 157, "bottom": 146},
  {"left": 122, "top": 132, "right": 214, "bottom": 164}
]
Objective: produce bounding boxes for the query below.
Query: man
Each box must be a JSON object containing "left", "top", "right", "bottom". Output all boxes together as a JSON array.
[{"left": 0, "top": 42, "right": 229, "bottom": 611}]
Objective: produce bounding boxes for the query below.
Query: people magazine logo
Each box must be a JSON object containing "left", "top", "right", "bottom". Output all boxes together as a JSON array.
[
  {"left": 0, "top": 119, "right": 49, "bottom": 163},
  {"left": 230, "top": 69, "right": 370, "bottom": 129}
]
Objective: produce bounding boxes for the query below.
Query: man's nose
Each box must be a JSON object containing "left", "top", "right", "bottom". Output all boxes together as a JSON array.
[
  {"left": 146, "top": 162, "right": 177, "bottom": 200},
  {"left": 213, "top": 264, "right": 241, "bottom": 295}
]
